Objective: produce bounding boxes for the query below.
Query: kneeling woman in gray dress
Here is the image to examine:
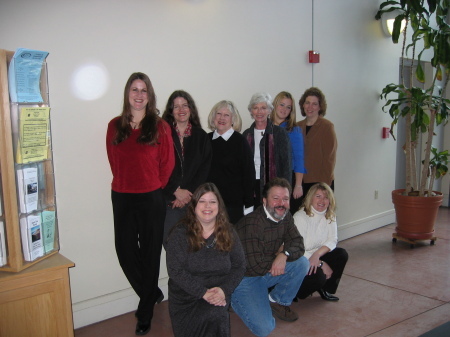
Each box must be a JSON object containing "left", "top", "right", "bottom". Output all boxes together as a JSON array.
[{"left": 166, "top": 183, "right": 246, "bottom": 337}]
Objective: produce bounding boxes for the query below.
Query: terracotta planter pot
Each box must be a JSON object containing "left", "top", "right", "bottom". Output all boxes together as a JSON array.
[{"left": 392, "top": 189, "right": 443, "bottom": 240}]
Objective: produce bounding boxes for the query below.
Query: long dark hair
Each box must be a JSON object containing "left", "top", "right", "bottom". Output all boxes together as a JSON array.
[
  {"left": 113, "top": 72, "right": 160, "bottom": 145},
  {"left": 162, "top": 90, "right": 202, "bottom": 128},
  {"left": 181, "top": 183, "right": 233, "bottom": 252}
]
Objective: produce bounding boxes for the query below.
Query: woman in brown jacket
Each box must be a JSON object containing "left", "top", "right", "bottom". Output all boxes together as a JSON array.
[{"left": 297, "top": 87, "right": 337, "bottom": 206}]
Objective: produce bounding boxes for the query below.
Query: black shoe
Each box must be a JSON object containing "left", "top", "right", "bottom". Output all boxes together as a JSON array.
[
  {"left": 135, "top": 320, "right": 151, "bottom": 335},
  {"left": 156, "top": 291, "right": 164, "bottom": 304},
  {"left": 317, "top": 289, "right": 339, "bottom": 301}
]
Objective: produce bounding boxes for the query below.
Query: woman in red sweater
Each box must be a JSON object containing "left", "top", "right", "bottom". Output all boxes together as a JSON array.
[{"left": 106, "top": 72, "right": 175, "bottom": 336}]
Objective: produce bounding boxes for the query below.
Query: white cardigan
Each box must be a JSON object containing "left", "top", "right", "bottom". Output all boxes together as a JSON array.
[{"left": 293, "top": 207, "right": 337, "bottom": 259}]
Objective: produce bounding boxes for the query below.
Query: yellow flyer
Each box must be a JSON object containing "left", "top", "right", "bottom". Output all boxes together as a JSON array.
[{"left": 17, "top": 107, "right": 50, "bottom": 163}]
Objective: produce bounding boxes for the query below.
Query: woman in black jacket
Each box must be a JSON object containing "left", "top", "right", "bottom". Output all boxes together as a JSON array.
[
  {"left": 162, "top": 90, "right": 212, "bottom": 244},
  {"left": 207, "top": 100, "right": 255, "bottom": 224}
]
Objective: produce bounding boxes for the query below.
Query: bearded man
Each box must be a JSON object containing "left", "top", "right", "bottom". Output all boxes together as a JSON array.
[{"left": 231, "top": 177, "right": 309, "bottom": 337}]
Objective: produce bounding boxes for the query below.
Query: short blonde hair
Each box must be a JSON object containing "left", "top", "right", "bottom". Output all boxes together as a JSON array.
[
  {"left": 303, "top": 182, "right": 336, "bottom": 222},
  {"left": 208, "top": 100, "right": 242, "bottom": 132}
]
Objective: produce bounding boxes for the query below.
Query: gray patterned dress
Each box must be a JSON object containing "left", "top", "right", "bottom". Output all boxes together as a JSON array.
[{"left": 166, "top": 224, "right": 246, "bottom": 337}]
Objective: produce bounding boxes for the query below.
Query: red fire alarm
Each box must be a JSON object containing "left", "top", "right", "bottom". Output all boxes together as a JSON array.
[
  {"left": 309, "top": 51, "right": 320, "bottom": 63},
  {"left": 382, "top": 127, "right": 390, "bottom": 139}
]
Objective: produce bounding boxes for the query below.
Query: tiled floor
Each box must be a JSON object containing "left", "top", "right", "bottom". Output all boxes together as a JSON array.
[{"left": 75, "top": 207, "right": 450, "bottom": 337}]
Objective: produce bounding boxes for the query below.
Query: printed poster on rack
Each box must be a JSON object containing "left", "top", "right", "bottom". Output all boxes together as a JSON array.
[
  {"left": 8, "top": 48, "right": 49, "bottom": 103},
  {"left": 16, "top": 107, "right": 50, "bottom": 164}
]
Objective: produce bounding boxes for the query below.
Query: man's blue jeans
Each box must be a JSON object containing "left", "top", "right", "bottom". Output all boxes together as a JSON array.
[{"left": 231, "top": 256, "right": 309, "bottom": 337}]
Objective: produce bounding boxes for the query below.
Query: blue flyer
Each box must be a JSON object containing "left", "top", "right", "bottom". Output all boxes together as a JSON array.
[{"left": 8, "top": 48, "right": 49, "bottom": 103}]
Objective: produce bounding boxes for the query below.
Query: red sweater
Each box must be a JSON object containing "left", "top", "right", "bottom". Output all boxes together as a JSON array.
[{"left": 106, "top": 117, "right": 175, "bottom": 193}]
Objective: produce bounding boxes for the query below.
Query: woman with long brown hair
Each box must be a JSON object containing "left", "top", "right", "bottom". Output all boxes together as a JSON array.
[
  {"left": 106, "top": 72, "right": 174, "bottom": 335},
  {"left": 166, "top": 183, "right": 245, "bottom": 337},
  {"left": 162, "top": 90, "right": 212, "bottom": 244}
]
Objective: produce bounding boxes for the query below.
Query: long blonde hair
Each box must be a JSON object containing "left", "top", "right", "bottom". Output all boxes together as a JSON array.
[{"left": 271, "top": 91, "right": 297, "bottom": 131}]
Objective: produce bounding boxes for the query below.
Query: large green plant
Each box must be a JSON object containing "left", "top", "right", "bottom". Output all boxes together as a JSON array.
[{"left": 375, "top": 0, "right": 450, "bottom": 196}]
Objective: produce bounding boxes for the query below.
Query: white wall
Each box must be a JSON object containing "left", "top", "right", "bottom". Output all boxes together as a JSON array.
[
  {"left": 0, "top": 0, "right": 402, "bottom": 328},
  {"left": 444, "top": 83, "right": 450, "bottom": 206}
]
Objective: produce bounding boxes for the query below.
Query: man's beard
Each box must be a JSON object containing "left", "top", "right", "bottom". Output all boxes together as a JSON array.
[{"left": 266, "top": 205, "right": 288, "bottom": 220}]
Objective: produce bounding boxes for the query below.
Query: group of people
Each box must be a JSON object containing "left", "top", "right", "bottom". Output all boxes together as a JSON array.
[{"left": 106, "top": 72, "right": 347, "bottom": 337}]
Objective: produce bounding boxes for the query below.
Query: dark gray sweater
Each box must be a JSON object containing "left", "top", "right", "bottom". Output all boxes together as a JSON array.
[{"left": 242, "top": 119, "right": 292, "bottom": 196}]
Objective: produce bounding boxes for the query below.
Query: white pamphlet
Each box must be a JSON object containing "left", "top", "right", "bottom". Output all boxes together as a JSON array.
[
  {"left": 20, "top": 214, "right": 44, "bottom": 261},
  {"left": 16, "top": 167, "right": 39, "bottom": 213},
  {"left": 0, "top": 221, "right": 7, "bottom": 266}
]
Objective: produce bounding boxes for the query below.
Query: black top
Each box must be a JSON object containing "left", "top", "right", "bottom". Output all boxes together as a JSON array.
[
  {"left": 163, "top": 126, "right": 212, "bottom": 201},
  {"left": 208, "top": 131, "right": 255, "bottom": 208}
]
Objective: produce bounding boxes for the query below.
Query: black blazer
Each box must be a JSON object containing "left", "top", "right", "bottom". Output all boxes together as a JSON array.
[{"left": 163, "top": 126, "right": 212, "bottom": 202}]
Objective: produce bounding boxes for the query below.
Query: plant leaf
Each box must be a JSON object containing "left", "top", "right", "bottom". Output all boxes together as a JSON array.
[{"left": 416, "top": 62, "right": 425, "bottom": 82}]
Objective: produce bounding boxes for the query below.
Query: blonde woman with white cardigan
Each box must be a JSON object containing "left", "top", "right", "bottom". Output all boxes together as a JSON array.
[{"left": 293, "top": 182, "right": 348, "bottom": 301}]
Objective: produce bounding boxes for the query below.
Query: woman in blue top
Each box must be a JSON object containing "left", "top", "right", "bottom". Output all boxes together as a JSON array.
[{"left": 271, "top": 91, "right": 306, "bottom": 214}]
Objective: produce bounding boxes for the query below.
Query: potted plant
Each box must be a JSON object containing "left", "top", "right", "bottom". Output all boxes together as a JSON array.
[{"left": 375, "top": 0, "right": 450, "bottom": 243}]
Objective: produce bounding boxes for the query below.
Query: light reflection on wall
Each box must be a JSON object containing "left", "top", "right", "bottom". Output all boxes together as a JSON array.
[{"left": 70, "top": 61, "right": 109, "bottom": 101}]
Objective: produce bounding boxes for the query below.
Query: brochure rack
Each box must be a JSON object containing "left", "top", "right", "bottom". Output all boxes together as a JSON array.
[
  {"left": 0, "top": 49, "right": 59, "bottom": 272},
  {"left": 0, "top": 48, "right": 74, "bottom": 336}
]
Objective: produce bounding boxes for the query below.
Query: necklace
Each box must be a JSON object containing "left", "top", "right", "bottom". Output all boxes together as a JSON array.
[{"left": 205, "top": 237, "right": 217, "bottom": 249}]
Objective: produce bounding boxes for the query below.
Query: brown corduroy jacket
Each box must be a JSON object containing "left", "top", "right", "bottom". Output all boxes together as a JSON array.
[{"left": 297, "top": 116, "right": 337, "bottom": 185}]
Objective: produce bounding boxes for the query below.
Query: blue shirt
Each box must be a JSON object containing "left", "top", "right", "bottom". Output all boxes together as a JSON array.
[{"left": 280, "top": 122, "right": 306, "bottom": 174}]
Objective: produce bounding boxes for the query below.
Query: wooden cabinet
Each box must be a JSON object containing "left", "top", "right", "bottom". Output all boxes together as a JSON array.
[{"left": 0, "top": 253, "right": 75, "bottom": 337}]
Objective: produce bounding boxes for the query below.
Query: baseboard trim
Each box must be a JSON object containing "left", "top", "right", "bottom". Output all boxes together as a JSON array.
[
  {"left": 73, "top": 283, "right": 169, "bottom": 329},
  {"left": 442, "top": 193, "right": 449, "bottom": 207},
  {"left": 338, "top": 209, "right": 396, "bottom": 241}
]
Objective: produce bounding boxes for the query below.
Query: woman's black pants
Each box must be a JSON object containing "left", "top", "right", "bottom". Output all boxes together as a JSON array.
[
  {"left": 296, "top": 247, "right": 348, "bottom": 299},
  {"left": 112, "top": 189, "right": 166, "bottom": 322}
]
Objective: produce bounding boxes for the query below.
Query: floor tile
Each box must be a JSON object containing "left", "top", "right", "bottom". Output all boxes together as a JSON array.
[
  {"left": 369, "top": 302, "right": 450, "bottom": 337},
  {"left": 259, "top": 274, "right": 445, "bottom": 337},
  {"left": 339, "top": 226, "right": 450, "bottom": 302},
  {"left": 75, "top": 208, "right": 450, "bottom": 337}
]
